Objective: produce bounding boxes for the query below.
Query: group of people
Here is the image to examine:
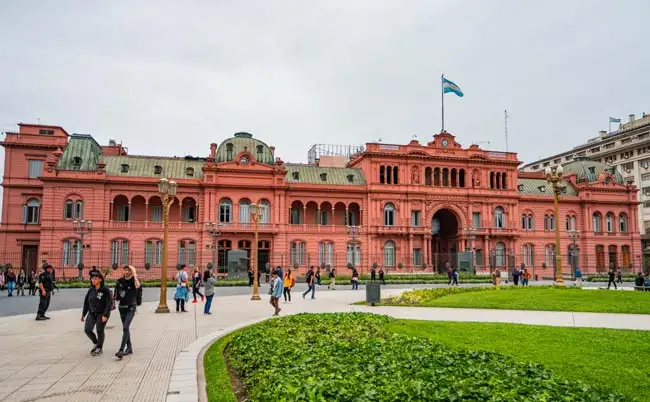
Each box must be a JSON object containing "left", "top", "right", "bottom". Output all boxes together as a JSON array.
[
  {"left": 0, "top": 267, "right": 39, "bottom": 296},
  {"left": 511, "top": 264, "right": 532, "bottom": 286},
  {"left": 172, "top": 265, "right": 218, "bottom": 314}
]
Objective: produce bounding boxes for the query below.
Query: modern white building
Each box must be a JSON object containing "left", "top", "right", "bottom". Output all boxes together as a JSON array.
[{"left": 521, "top": 112, "right": 650, "bottom": 237}]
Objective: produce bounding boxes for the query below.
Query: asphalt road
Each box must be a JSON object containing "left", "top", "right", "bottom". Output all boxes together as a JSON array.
[{"left": 0, "top": 281, "right": 619, "bottom": 317}]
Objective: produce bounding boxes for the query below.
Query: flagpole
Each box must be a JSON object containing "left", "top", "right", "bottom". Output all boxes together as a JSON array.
[
  {"left": 609, "top": 119, "right": 611, "bottom": 134},
  {"left": 441, "top": 73, "right": 445, "bottom": 132}
]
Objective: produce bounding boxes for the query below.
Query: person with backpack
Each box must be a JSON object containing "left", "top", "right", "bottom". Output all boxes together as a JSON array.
[
  {"left": 174, "top": 265, "right": 190, "bottom": 312},
  {"left": 302, "top": 266, "right": 316, "bottom": 299},
  {"left": 81, "top": 272, "right": 112, "bottom": 356},
  {"left": 328, "top": 267, "right": 336, "bottom": 290},
  {"left": 114, "top": 265, "right": 142, "bottom": 359}
]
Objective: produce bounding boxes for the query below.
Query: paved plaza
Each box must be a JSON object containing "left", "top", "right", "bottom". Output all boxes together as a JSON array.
[{"left": 0, "top": 285, "right": 648, "bottom": 402}]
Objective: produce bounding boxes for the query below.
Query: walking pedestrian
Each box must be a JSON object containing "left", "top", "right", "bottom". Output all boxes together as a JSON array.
[
  {"left": 16, "top": 270, "right": 26, "bottom": 296},
  {"left": 328, "top": 267, "right": 336, "bottom": 290},
  {"left": 512, "top": 266, "right": 520, "bottom": 286},
  {"left": 81, "top": 272, "right": 112, "bottom": 356},
  {"left": 114, "top": 265, "right": 141, "bottom": 358},
  {"left": 203, "top": 269, "right": 216, "bottom": 315},
  {"left": 616, "top": 268, "right": 622, "bottom": 284},
  {"left": 302, "top": 266, "right": 316, "bottom": 299},
  {"left": 451, "top": 268, "right": 459, "bottom": 286},
  {"left": 574, "top": 266, "right": 583, "bottom": 287},
  {"left": 607, "top": 268, "right": 617, "bottom": 289},
  {"left": 247, "top": 267, "right": 254, "bottom": 287},
  {"left": 269, "top": 271, "right": 283, "bottom": 316},
  {"left": 35, "top": 264, "right": 55, "bottom": 321},
  {"left": 191, "top": 267, "right": 204, "bottom": 304},
  {"left": 492, "top": 267, "right": 501, "bottom": 287},
  {"left": 379, "top": 267, "right": 386, "bottom": 285},
  {"left": 351, "top": 268, "right": 359, "bottom": 290},
  {"left": 522, "top": 268, "right": 531, "bottom": 286},
  {"left": 5, "top": 267, "right": 16, "bottom": 296},
  {"left": 174, "top": 265, "right": 190, "bottom": 312},
  {"left": 28, "top": 270, "right": 37, "bottom": 295},
  {"left": 316, "top": 266, "right": 322, "bottom": 287},
  {"left": 370, "top": 266, "right": 377, "bottom": 281},
  {"left": 283, "top": 268, "right": 294, "bottom": 303}
]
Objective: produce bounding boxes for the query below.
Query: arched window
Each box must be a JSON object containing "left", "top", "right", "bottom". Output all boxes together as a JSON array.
[
  {"left": 178, "top": 240, "right": 196, "bottom": 266},
  {"left": 522, "top": 244, "right": 534, "bottom": 266},
  {"left": 386, "top": 166, "right": 393, "bottom": 184},
  {"left": 544, "top": 214, "right": 555, "bottom": 231},
  {"left": 496, "top": 172, "right": 501, "bottom": 189},
  {"left": 501, "top": 172, "right": 507, "bottom": 189},
  {"left": 384, "top": 241, "right": 396, "bottom": 267},
  {"left": 379, "top": 166, "right": 385, "bottom": 184},
  {"left": 219, "top": 198, "right": 233, "bottom": 223},
  {"left": 490, "top": 172, "right": 495, "bottom": 189},
  {"left": 494, "top": 207, "right": 505, "bottom": 228},
  {"left": 384, "top": 203, "right": 396, "bottom": 226},
  {"left": 442, "top": 168, "right": 449, "bottom": 186},
  {"left": 347, "top": 243, "right": 361, "bottom": 267},
  {"left": 290, "top": 241, "right": 306, "bottom": 265},
  {"left": 62, "top": 239, "right": 81, "bottom": 267},
  {"left": 23, "top": 199, "right": 40, "bottom": 224},
  {"left": 565, "top": 215, "right": 576, "bottom": 231},
  {"left": 239, "top": 199, "right": 251, "bottom": 223},
  {"left": 74, "top": 201, "right": 83, "bottom": 220},
  {"left": 521, "top": 215, "right": 527, "bottom": 230},
  {"left": 433, "top": 168, "right": 441, "bottom": 186},
  {"left": 450, "top": 168, "right": 457, "bottom": 187},
  {"left": 619, "top": 213, "right": 628, "bottom": 233},
  {"left": 605, "top": 213, "right": 615, "bottom": 233},
  {"left": 495, "top": 242, "right": 506, "bottom": 266},
  {"left": 459, "top": 169, "right": 466, "bottom": 188},
  {"left": 145, "top": 239, "right": 163, "bottom": 266},
  {"left": 319, "top": 242, "right": 334, "bottom": 266},
  {"left": 111, "top": 239, "right": 129, "bottom": 266},
  {"left": 259, "top": 200, "right": 271, "bottom": 224},
  {"left": 425, "top": 167, "right": 432, "bottom": 186},
  {"left": 592, "top": 212, "right": 603, "bottom": 233},
  {"left": 393, "top": 166, "right": 399, "bottom": 185},
  {"left": 545, "top": 244, "right": 555, "bottom": 267},
  {"left": 527, "top": 215, "right": 533, "bottom": 230}
]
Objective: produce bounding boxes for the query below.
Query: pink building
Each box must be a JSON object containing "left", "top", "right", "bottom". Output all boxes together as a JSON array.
[{"left": 0, "top": 124, "right": 641, "bottom": 279}]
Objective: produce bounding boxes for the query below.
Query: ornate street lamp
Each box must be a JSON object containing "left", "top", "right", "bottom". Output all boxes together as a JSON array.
[
  {"left": 250, "top": 203, "right": 263, "bottom": 301},
  {"left": 545, "top": 164, "right": 565, "bottom": 287},
  {"left": 155, "top": 177, "right": 178, "bottom": 314},
  {"left": 205, "top": 222, "right": 223, "bottom": 278},
  {"left": 347, "top": 225, "right": 360, "bottom": 268},
  {"left": 72, "top": 219, "right": 92, "bottom": 280}
]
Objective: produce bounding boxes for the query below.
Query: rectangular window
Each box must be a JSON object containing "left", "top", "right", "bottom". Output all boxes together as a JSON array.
[
  {"left": 183, "top": 206, "right": 195, "bottom": 222},
  {"left": 63, "top": 240, "right": 81, "bottom": 266},
  {"left": 23, "top": 202, "right": 40, "bottom": 224},
  {"left": 111, "top": 240, "right": 129, "bottom": 266},
  {"left": 474, "top": 248, "right": 484, "bottom": 265},
  {"left": 412, "top": 248, "right": 421, "bottom": 266},
  {"left": 28, "top": 160, "right": 43, "bottom": 179},
  {"left": 64, "top": 201, "right": 73, "bottom": 219},
  {"left": 219, "top": 204, "right": 232, "bottom": 223},
  {"left": 145, "top": 240, "right": 162, "bottom": 266},
  {"left": 472, "top": 212, "right": 481, "bottom": 228},
  {"left": 319, "top": 209, "right": 328, "bottom": 225},
  {"left": 346, "top": 244, "right": 361, "bottom": 266},
  {"left": 290, "top": 208, "right": 301, "bottom": 224},
  {"left": 118, "top": 205, "right": 129, "bottom": 222},
  {"left": 74, "top": 202, "right": 83, "bottom": 220},
  {"left": 121, "top": 241, "right": 129, "bottom": 265},
  {"left": 151, "top": 206, "right": 162, "bottom": 222},
  {"left": 260, "top": 203, "right": 270, "bottom": 223},
  {"left": 411, "top": 211, "right": 421, "bottom": 227},
  {"left": 290, "top": 242, "right": 305, "bottom": 265},
  {"left": 178, "top": 241, "right": 186, "bottom": 266},
  {"left": 319, "top": 243, "right": 333, "bottom": 266}
]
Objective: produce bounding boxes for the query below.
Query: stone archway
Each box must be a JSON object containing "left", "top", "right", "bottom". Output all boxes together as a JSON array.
[{"left": 431, "top": 208, "right": 460, "bottom": 273}]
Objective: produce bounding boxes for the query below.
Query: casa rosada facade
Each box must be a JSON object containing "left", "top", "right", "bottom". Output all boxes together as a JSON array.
[{"left": 0, "top": 123, "right": 641, "bottom": 279}]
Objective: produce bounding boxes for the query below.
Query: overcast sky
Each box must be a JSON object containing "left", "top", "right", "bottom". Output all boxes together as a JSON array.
[{"left": 1, "top": 0, "right": 649, "bottom": 177}]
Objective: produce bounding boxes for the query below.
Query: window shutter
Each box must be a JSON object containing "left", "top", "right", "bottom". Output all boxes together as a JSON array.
[{"left": 22, "top": 205, "right": 28, "bottom": 224}]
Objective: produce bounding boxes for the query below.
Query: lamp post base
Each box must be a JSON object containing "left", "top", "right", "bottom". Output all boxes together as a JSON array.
[
  {"left": 555, "top": 278, "right": 565, "bottom": 287},
  {"left": 251, "top": 294, "right": 261, "bottom": 301},
  {"left": 155, "top": 305, "right": 170, "bottom": 314}
]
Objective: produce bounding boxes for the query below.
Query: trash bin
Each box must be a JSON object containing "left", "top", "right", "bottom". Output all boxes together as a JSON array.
[{"left": 366, "top": 281, "right": 381, "bottom": 306}]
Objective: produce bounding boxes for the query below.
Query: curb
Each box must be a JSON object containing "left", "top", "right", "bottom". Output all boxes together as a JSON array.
[{"left": 166, "top": 317, "right": 270, "bottom": 402}]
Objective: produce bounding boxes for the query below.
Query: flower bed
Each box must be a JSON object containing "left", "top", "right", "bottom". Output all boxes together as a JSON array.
[{"left": 211, "top": 313, "right": 624, "bottom": 401}]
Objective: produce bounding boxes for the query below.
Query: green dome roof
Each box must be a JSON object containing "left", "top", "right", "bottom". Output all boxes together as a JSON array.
[
  {"left": 215, "top": 132, "right": 275, "bottom": 164},
  {"left": 562, "top": 157, "right": 625, "bottom": 184}
]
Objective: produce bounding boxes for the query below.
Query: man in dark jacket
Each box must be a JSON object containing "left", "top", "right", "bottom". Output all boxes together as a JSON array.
[
  {"left": 607, "top": 268, "right": 617, "bottom": 290},
  {"left": 82, "top": 272, "right": 112, "bottom": 356},
  {"left": 35, "top": 265, "right": 55, "bottom": 321}
]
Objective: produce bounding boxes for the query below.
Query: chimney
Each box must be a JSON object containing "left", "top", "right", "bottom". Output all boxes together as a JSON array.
[
  {"left": 599, "top": 130, "right": 607, "bottom": 138},
  {"left": 108, "top": 139, "right": 116, "bottom": 146},
  {"left": 629, "top": 114, "right": 635, "bottom": 122},
  {"left": 270, "top": 146, "right": 275, "bottom": 155}
]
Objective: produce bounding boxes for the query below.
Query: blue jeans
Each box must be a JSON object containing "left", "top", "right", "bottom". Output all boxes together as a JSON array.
[
  {"left": 352, "top": 280, "right": 358, "bottom": 290},
  {"left": 303, "top": 285, "right": 315, "bottom": 299},
  {"left": 7, "top": 281, "right": 15, "bottom": 295},
  {"left": 204, "top": 295, "right": 214, "bottom": 313}
]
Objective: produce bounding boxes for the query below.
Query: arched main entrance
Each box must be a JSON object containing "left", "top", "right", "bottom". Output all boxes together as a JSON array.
[{"left": 431, "top": 209, "right": 460, "bottom": 273}]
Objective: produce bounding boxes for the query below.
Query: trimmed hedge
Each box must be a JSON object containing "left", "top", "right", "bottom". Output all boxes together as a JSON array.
[{"left": 214, "top": 313, "right": 625, "bottom": 401}]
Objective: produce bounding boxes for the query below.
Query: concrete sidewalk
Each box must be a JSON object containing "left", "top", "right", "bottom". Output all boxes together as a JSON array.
[{"left": 0, "top": 287, "right": 648, "bottom": 402}]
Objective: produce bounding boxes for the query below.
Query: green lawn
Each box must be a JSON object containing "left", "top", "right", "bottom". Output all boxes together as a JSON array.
[
  {"left": 204, "top": 313, "right": 643, "bottom": 401},
  {"left": 388, "top": 320, "right": 649, "bottom": 401},
  {"left": 386, "top": 286, "right": 650, "bottom": 314}
]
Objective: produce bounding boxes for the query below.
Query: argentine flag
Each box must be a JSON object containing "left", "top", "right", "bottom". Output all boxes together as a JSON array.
[
  {"left": 442, "top": 77, "right": 464, "bottom": 97},
  {"left": 609, "top": 117, "right": 621, "bottom": 123}
]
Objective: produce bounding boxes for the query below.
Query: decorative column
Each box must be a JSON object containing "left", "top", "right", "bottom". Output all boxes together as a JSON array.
[
  {"left": 128, "top": 201, "right": 132, "bottom": 228},
  {"left": 345, "top": 207, "right": 349, "bottom": 225},
  {"left": 317, "top": 208, "right": 321, "bottom": 226},
  {"left": 303, "top": 206, "right": 307, "bottom": 229},
  {"left": 145, "top": 202, "right": 149, "bottom": 229}
]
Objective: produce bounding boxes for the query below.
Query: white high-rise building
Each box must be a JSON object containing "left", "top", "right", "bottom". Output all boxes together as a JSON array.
[{"left": 521, "top": 112, "right": 650, "bottom": 235}]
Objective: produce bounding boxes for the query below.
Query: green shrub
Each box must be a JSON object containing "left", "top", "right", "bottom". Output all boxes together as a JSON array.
[
  {"left": 220, "top": 313, "right": 625, "bottom": 401},
  {"left": 387, "top": 285, "right": 494, "bottom": 305}
]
